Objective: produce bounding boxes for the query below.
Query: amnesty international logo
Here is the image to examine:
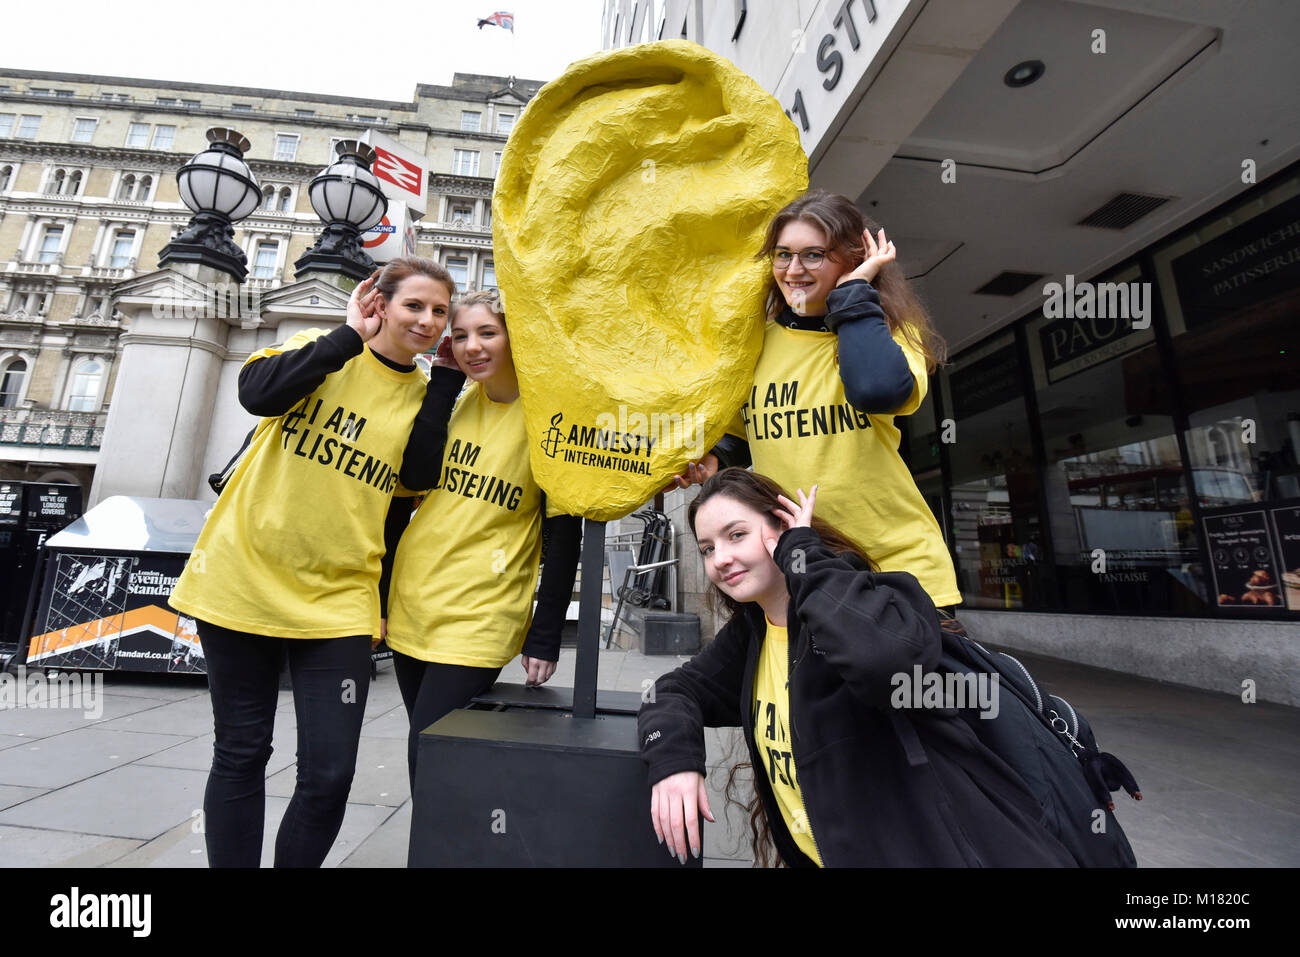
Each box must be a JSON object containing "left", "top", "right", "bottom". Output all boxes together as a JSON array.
[{"left": 540, "top": 413, "right": 566, "bottom": 459}]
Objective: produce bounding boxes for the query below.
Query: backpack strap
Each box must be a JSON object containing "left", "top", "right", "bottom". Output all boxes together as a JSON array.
[{"left": 887, "top": 709, "right": 929, "bottom": 767}]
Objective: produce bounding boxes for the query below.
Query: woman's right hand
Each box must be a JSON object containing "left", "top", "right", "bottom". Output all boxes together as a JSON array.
[
  {"left": 659, "top": 453, "right": 719, "bottom": 494},
  {"left": 650, "top": 770, "right": 714, "bottom": 862},
  {"left": 347, "top": 270, "right": 383, "bottom": 341}
]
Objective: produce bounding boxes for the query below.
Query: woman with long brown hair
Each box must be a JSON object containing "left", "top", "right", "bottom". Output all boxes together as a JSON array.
[
  {"left": 170, "top": 256, "right": 458, "bottom": 867},
  {"left": 638, "top": 468, "right": 1073, "bottom": 867},
  {"left": 670, "top": 190, "right": 961, "bottom": 617}
]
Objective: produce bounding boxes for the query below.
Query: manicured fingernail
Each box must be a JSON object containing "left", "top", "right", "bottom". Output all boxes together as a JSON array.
[
  {"left": 677, "top": 852, "right": 685, "bottom": 865},
  {"left": 657, "top": 834, "right": 663, "bottom": 845},
  {"left": 691, "top": 845, "right": 700, "bottom": 859}
]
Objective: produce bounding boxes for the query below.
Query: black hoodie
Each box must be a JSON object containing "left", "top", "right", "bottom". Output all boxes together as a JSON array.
[{"left": 638, "top": 525, "right": 1076, "bottom": 867}]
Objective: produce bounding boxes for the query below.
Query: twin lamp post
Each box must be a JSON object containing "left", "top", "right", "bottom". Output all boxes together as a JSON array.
[{"left": 159, "top": 127, "right": 389, "bottom": 283}]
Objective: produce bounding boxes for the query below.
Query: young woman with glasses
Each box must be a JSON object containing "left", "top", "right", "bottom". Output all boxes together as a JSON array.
[{"left": 669, "top": 189, "right": 961, "bottom": 619}]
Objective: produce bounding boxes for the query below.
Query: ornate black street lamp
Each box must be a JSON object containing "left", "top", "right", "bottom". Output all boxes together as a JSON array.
[
  {"left": 294, "top": 140, "right": 388, "bottom": 281},
  {"left": 159, "top": 128, "right": 262, "bottom": 280}
]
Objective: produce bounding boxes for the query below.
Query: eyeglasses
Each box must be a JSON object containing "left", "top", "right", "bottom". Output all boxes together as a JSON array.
[{"left": 772, "top": 248, "right": 827, "bottom": 270}]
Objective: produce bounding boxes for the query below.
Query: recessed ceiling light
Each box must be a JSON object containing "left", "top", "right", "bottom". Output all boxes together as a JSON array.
[{"left": 1004, "top": 60, "right": 1045, "bottom": 88}]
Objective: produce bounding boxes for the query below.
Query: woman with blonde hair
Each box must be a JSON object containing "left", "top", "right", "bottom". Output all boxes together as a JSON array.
[{"left": 383, "top": 289, "right": 582, "bottom": 788}]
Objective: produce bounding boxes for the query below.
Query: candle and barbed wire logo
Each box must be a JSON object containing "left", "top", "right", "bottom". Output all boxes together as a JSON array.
[{"left": 540, "top": 413, "right": 566, "bottom": 459}]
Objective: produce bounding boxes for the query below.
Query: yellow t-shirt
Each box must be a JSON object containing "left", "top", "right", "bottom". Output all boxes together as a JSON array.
[
  {"left": 169, "top": 328, "right": 427, "bottom": 639},
  {"left": 752, "top": 619, "right": 823, "bottom": 867},
  {"left": 386, "top": 382, "right": 553, "bottom": 668},
  {"left": 741, "top": 320, "right": 961, "bottom": 607}
]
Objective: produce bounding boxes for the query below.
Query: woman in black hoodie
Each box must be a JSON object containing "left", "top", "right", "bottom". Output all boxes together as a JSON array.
[{"left": 638, "top": 468, "right": 1075, "bottom": 867}]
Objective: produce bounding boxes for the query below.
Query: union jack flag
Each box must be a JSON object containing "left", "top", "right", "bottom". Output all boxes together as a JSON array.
[{"left": 476, "top": 11, "right": 514, "bottom": 32}]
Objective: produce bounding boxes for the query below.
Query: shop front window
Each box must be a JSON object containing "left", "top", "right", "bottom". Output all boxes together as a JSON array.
[
  {"left": 1153, "top": 173, "right": 1300, "bottom": 617},
  {"left": 1026, "top": 264, "right": 1207, "bottom": 614},
  {"left": 941, "top": 334, "right": 1045, "bottom": 610}
]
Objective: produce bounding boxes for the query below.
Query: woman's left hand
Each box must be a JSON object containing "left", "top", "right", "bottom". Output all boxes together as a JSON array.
[
  {"left": 522, "top": 655, "right": 557, "bottom": 686},
  {"left": 837, "top": 227, "right": 895, "bottom": 286},
  {"left": 430, "top": 334, "right": 458, "bottom": 370},
  {"left": 763, "top": 485, "right": 818, "bottom": 558}
]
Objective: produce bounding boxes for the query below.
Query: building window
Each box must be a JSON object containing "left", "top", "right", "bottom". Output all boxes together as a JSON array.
[
  {"left": 445, "top": 256, "right": 468, "bottom": 289},
  {"left": 0, "top": 114, "right": 14, "bottom": 138},
  {"left": 156, "top": 96, "right": 179, "bottom": 106},
  {"left": 278, "top": 187, "right": 292, "bottom": 212},
  {"left": 55, "top": 90, "right": 74, "bottom": 98},
  {"left": 940, "top": 333, "right": 1040, "bottom": 611},
  {"left": 116, "top": 173, "right": 151, "bottom": 201},
  {"left": 126, "top": 122, "right": 149, "bottom": 147},
  {"left": 71, "top": 117, "right": 98, "bottom": 143},
  {"left": 449, "top": 200, "right": 473, "bottom": 224},
  {"left": 295, "top": 108, "right": 315, "bottom": 117},
  {"left": 17, "top": 115, "right": 40, "bottom": 139},
  {"left": 37, "top": 226, "right": 64, "bottom": 263},
  {"left": 461, "top": 111, "right": 482, "bottom": 132},
  {"left": 262, "top": 185, "right": 276, "bottom": 209},
  {"left": 274, "top": 134, "right": 299, "bottom": 162},
  {"left": 496, "top": 113, "right": 515, "bottom": 135},
  {"left": 252, "top": 241, "right": 279, "bottom": 279},
  {"left": 67, "top": 359, "right": 104, "bottom": 412},
  {"left": 453, "top": 150, "right": 480, "bottom": 176},
  {"left": 151, "top": 125, "right": 176, "bottom": 150},
  {"left": 29, "top": 87, "right": 51, "bottom": 97},
  {"left": 109, "top": 231, "right": 136, "bottom": 268},
  {"left": 232, "top": 103, "right": 253, "bottom": 112},
  {"left": 44, "top": 168, "right": 83, "bottom": 197},
  {"left": 482, "top": 260, "right": 497, "bottom": 290},
  {"left": 0, "top": 165, "right": 12, "bottom": 192},
  {"left": 328, "top": 136, "right": 344, "bottom": 158},
  {"left": 1026, "top": 263, "right": 1203, "bottom": 614},
  {"left": 181, "top": 99, "right": 201, "bottom": 109},
  {"left": 493, "top": 151, "right": 502, "bottom": 177},
  {"left": 0, "top": 359, "right": 28, "bottom": 409}
]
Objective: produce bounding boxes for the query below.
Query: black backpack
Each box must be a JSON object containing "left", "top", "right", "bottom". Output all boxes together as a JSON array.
[
  {"left": 207, "top": 426, "right": 257, "bottom": 496},
  {"left": 931, "top": 620, "right": 1142, "bottom": 867}
]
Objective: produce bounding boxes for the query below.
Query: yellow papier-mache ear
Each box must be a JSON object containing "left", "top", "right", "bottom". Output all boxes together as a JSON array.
[{"left": 493, "top": 39, "right": 808, "bottom": 521}]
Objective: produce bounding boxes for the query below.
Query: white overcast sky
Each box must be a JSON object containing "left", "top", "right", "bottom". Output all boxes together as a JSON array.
[{"left": 5, "top": 0, "right": 607, "bottom": 100}]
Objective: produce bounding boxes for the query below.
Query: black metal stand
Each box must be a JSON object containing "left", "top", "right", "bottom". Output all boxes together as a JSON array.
[
  {"left": 573, "top": 519, "right": 604, "bottom": 718},
  {"left": 407, "top": 517, "right": 700, "bottom": 867}
]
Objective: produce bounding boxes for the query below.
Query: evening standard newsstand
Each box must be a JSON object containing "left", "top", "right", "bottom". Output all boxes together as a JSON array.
[{"left": 22, "top": 496, "right": 209, "bottom": 675}]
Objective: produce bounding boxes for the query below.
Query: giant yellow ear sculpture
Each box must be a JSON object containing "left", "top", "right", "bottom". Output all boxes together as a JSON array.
[{"left": 493, "top": 39, "right": 808, "bottom": 521}]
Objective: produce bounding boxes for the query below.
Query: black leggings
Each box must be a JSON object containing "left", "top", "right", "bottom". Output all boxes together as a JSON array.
[
  {"left": 199, "top": 621, "right": 372, "bottom": 868},
  {"left": 392, "top": 651, "right": 501, "bottom": 791}
]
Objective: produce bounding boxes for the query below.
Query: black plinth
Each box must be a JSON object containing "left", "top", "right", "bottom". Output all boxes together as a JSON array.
[
  {"left": 407, "top": 520, "right": 702, "bottom": 867},
  {"left": 408, "top": 704, "right": 696, "bottom": 867}
]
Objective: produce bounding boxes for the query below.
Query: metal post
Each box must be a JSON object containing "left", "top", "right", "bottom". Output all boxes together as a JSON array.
[{"left": 573, "top": 518, "right": 605, "bottom": 719}]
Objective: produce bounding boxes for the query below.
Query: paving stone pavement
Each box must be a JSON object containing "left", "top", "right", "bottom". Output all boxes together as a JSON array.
[{"left": 1, "top": 644, "right": 1296, "bottom": 868}]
